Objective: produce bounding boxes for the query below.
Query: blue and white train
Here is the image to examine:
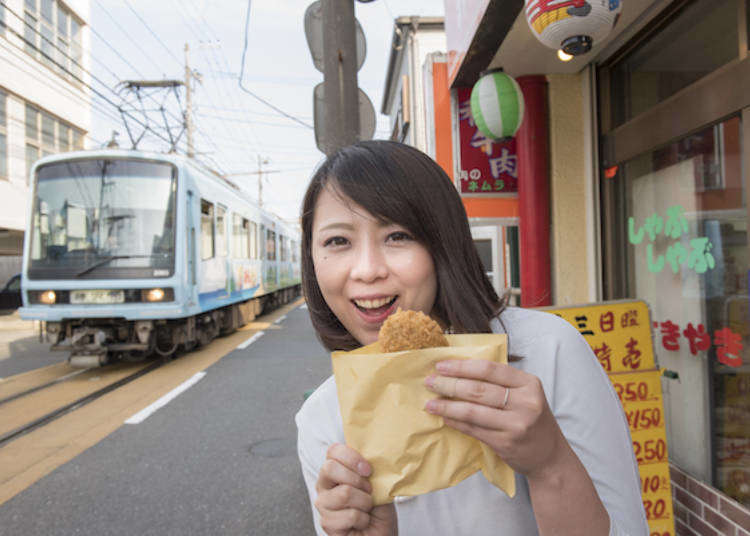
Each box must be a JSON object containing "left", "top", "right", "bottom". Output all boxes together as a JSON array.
[{"left": 19, "top": 149, "right": 301, "bottom": 367}]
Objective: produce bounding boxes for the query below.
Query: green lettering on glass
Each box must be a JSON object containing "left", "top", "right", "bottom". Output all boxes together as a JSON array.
[
  {"left": 687, "top": 237, "right": 715, "bottom": 274},
  {"left": 646, "top": 244, "right": 665, "bottom": 273},
  {"left": 468, "top": 181, "right": 478, "bottom": 192},
  {"left": 664, "top": 205, "right": 688, "bottom": 239}
]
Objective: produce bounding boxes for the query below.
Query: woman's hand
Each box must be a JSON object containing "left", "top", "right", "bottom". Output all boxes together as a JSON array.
[
  {"left": 424, "top": 359, "right": 566, "bottom": 478},
  {"left": 315, "top": 443, "right": 397, "bottom": 536}
]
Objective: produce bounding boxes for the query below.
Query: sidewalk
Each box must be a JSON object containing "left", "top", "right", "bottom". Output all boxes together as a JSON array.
[{"left": 0, "top": 311, "right": 58, "bottom": 378}]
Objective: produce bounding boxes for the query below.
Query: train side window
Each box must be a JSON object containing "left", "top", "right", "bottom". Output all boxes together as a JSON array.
[
  {"left": 291, "top": 240, "right": 298, "bottom": 263},
  {"left": 216, "top": 205, "right": 227, "bottom": 258},
  {"left": 266, "top": 228, "right": 276, "bottom": 261},
  {"left": 231, "top": 214, "right": 245, "bottom": 258},
  {"left": 200, "top": 199, "right": 214, "bottom": 260},
  {"left": 260, "top": 224, "right": 266, "bottom": 260},
  {"left": 280, "top": 235, "right": 288, "bottom": 262},
  {"left": 249, "top": 221, "right": 258, "bottom": 259}
]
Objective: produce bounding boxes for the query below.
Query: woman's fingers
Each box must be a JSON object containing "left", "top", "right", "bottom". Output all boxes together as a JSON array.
[
  {"left": 435, "top": 359, "right": 527, "bottom": 387},
  {"left": 319, "top": 507, "right": 371, "bottom": 533},
  {"left": 315, "top": 483, "right": 373, "bottom": 513},
  {"left": 317, "top": 443, "right": 372, "bottom": 492},
  {"left": 426, "top": 375, "right": 509, "bottom": 408},
  {"left": 425, "top": 397, "right": 514, "bottom": 429}
]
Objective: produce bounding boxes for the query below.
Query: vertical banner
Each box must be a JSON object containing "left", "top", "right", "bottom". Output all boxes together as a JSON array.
[
  {"left": 543, "top": 300, "right": 675, "bottom": 536},
  {"left": 456, "top": 87, "right": 518, "bottom": 195}
]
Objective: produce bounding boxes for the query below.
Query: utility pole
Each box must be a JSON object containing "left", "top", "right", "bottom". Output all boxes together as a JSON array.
[
  {"left": 184, "top": 43, "right": 195, "bottom": 158},
  {"left": 321, "top": 0, "right": 359, "bottom": 150}
]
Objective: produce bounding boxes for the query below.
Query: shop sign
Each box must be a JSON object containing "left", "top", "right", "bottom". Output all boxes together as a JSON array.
[
  {"left": 456, "top": 87, "right": 518, "bottom": 195},
  {"left": 543, "top": 300, "right": 675, "bottom": 535},
  {"left": 651, "top": 318, "right": 745, "bottom": 368},
  {"left": 628, "top": 204, "right": 716, "bottom": 275}
]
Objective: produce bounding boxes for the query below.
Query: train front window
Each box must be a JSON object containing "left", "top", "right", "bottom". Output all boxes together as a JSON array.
[{"left": 28, "top": 159, "right": 177, "bottom": 279}]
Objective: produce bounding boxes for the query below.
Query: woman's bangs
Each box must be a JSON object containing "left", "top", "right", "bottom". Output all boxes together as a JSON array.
[{"left": 327, "top": 154, "right": 424, "bottom": 239}]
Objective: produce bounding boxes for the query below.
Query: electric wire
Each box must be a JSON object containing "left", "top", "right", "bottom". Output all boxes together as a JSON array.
[
  {"left": 122, "top": 0, "right": 183, "bottom": 69},
  {"left": 176, "top": 0, "right": 265, "bottom": 154},
  {"left": 239, "top": 0, "right": 313, "bottom": 129}
]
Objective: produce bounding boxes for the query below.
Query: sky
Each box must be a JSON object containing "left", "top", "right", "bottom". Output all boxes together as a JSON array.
[{"left": 88, "top": 0, "right": 445, "bottom": 223}]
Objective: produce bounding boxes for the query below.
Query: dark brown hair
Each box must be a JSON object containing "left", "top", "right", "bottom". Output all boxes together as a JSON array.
[{"left": 301, "top": 140, "right": 507, "bottom": 351}]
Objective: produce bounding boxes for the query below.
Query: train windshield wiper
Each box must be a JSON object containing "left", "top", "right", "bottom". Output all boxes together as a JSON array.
[{"left": 74, "top": 255, "right": 147, "bottom": 277}]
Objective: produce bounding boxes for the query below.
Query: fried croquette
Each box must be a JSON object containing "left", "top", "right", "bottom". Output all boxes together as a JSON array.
[{"left": 378, "top": 308, "right": 449, "bottom": 352}]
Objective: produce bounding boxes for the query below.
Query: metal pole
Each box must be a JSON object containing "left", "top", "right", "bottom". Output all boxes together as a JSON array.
[
  {"left": 322, "top": 0, "right": 359, "bottom": 153},
  {"left": 184, "top": 43, "right": 194, "bottom": 158}
]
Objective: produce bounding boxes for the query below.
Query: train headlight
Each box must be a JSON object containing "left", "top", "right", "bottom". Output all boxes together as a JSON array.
[
  {"left": 143, "top": 288, "right": 165, "bottom": 302},
  {"left": 39, "top": 290, "right": 56, "bottom": 304}
]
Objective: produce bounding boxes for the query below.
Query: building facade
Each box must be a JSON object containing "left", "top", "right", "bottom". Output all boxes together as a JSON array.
[
  {"left": 0, "top": 0, "right": 90, "bottom": 282},
  {"left": 382, "top": 17, "right": 523, "bottom": 303},
  {"left": 383, "top": 0, "right": 750, "bottom": 533}
]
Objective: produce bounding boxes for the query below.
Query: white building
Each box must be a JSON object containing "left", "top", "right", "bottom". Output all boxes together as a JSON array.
[
  {"left": 380, "top": 16, "right": 445, "bottom": 154},
  {"left": 0, "top": 0, "right": 90, "bottom": 280}
]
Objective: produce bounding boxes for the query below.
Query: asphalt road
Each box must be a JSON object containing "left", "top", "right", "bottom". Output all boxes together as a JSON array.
[{"left": 0, "top": 303, "right": 332, "bottom": 535}]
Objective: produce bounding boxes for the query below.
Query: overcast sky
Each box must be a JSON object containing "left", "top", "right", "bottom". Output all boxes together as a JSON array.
[{"left": 89, "top": 0, "right": 445, "bottom": 222}]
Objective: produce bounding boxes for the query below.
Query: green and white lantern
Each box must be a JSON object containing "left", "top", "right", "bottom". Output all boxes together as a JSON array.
[{"left": 470, "top": 68, "right": 525, "bottom": 140}]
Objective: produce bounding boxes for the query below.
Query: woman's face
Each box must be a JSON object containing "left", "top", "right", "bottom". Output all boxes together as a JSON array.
[{"left": 311, "top": 185, "right": 438, "bottom": 346}]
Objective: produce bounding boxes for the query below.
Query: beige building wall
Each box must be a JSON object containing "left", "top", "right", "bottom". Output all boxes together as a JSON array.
[{"left": 547, "top": 72, "right": 593, "bottom": 306}]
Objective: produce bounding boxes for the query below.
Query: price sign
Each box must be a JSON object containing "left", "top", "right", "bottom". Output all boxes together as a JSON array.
[
  {"left": 544, "top": 301, "right": 656, "bottom": 372},
  {"left": 539, "top": 300, "right": 673, "bottom": 536}
]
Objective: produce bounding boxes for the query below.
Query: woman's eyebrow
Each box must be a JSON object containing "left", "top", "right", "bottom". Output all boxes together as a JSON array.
[{"left": 317, "top": 222, "right": 355, "bottom": 233}]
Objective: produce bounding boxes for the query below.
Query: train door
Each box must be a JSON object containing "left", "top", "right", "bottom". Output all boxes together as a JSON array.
[{"left": 187, "top": 190, "right": 196, "bottom": 302}]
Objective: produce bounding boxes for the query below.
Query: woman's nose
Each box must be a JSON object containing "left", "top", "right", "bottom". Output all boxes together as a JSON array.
[{"left": 350, "top": 241, "right": 388, "bottom": 282}]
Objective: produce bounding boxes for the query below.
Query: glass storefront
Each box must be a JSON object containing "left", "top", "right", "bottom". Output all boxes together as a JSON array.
[
  {"left": 610, "top": 118, "right": 749, "bottom": 506},
  {"left": 599, "top": 0, "right": 750, "bottom": 507}
]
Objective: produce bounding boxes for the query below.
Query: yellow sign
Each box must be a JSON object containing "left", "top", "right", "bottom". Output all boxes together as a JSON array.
[
  {"left": 542, "top": 301, "right": 674, "bottom": 536},
  {"left": 545, "top": 300, "right": 656, "bottom": 373}
]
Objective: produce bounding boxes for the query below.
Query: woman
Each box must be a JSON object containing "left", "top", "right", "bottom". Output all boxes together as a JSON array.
[{"left": 295, "top": 141, "right": 647, "bottom": 535}]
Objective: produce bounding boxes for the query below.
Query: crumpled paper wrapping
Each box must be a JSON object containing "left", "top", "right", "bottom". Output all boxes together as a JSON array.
[{"left": 332, "top": 334, "right": 515, "bottom": 505}]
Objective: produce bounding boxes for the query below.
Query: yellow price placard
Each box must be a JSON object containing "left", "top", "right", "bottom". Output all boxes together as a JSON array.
[
  {"left": 610, "top": 369, "right": 663, "bottom": 407},
  {"left": 539, "top": 300, "right": 673, "bottom": 536},
  {"left": 544, "top": 300, "right": 656, "bottom": 373}
]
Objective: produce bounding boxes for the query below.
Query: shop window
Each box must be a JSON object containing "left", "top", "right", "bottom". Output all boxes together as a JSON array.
[
  {"left": 604, "top": 116, "right": 748, "bottom": 506},
  {"left": 607, "top": 0, "right": 738, "bottom": 129}
]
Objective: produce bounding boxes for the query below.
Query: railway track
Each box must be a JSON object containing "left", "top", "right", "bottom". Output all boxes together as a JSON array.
[{"left": 0, "top": 360, "right": 164, "bottom": 448}]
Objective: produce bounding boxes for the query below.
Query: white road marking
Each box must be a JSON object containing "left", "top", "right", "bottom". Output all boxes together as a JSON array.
[
  {"left": 274, "top": 315, "right": 286, "bottom": 324},
  {"left": 237, "top": 331, "right": 265, "bottom": 350},
  {"left": 125, "top": 372, "right": 207, "bottom": 424}
]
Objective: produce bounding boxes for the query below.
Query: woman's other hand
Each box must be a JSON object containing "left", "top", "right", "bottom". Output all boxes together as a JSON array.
[
  {"left": 424, "top": 360, "right": 566, "bottom": 478},
  {"left": 315, "top": 443, "right": 397, "bottom": 536}
]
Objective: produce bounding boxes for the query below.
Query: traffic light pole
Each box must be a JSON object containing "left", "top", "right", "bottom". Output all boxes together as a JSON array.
[{"left": 322, "top": 0, "right": 360, "bottom": 153}]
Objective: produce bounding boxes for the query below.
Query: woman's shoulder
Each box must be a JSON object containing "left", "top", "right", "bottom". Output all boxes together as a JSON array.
[
  {"left": 295, "top": 375, "right": 341, "bottom": 435},
  {"left": 493, "top": 306, "right": 581, "bottom": 343}
]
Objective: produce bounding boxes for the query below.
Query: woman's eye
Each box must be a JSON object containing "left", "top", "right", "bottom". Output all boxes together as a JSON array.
[
  {"left": 387, "top": 231, "right": 412, "bottom": 243},
  {"left": 323, "top": 236, "right": 348, "bottom": 247}
]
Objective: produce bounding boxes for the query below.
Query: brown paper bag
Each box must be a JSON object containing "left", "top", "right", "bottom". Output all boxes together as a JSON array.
[{"left": 332, "top": 334, "right": 516, "bottom": 505}]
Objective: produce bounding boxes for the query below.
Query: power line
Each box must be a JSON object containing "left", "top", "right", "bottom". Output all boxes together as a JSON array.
[
  {"left": 238, "top": 0, "right": 313, "bottom": 129},
  {"left": 0, "top": 3, "right": 183, "bottom": 154},
  {"left": 92, "top": 0, "right": 165, "bottom": 75},
  {"left": 122, "top": 0, "right": 183, "bottom": 69}
]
